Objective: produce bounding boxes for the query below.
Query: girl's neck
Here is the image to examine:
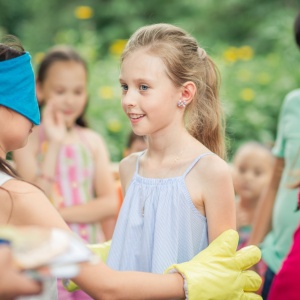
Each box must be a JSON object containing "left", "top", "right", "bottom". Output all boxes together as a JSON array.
[
  {"left": 146, "top": 127, "right": 191, "bottom": 157},
  {"left": 238, "top": 197, "right": 258, "bottom": 210},
  {"left": 66, "top": 124, "right": 77, "bottom": 132}
]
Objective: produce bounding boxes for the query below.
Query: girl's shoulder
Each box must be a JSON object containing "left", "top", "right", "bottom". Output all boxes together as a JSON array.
[
  {"left": 119, "top": 152, "right": 141, "bottom": 187},
  {"left": 192, "top": 153, "right": 232, "bottom": 182},
  {"left": 120, "top": 152, "right": 141, "bottom": 172},
  {"left": 78, "top": 127, "right": 101, "bottom": 141},
  {"left": 77, "top": 127, "right": 107, "bottom": 152},
  {"left": 2, "top": 177, "right": 42, "bottom": 194}
]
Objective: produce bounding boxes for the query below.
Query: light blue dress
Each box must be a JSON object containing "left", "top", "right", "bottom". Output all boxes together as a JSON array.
[{"left": 107, "top": 153, "right": 211, "bottom": 273}]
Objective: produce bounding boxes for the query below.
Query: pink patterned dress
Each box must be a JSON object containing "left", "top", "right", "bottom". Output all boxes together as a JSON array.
[
  {"left": 38, "top": 124, "right": 105, "bottom": 244},
  {"left": 38, "top": 124, "right": 104, "bottom": 300}
]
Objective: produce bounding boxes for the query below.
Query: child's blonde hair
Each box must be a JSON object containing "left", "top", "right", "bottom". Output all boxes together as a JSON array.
[{"left": 121, "top": 23, "right": 225, "bottom": 158}]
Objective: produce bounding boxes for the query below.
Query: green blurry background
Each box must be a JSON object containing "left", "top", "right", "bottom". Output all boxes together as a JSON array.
[{"left": 1, "top": 0, "right": 299, "bottom": 161}]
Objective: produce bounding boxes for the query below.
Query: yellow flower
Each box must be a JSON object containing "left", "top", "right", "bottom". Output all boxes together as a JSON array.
[
  {"left": 223, "top": 47, "right": 238, "bottom": 63},
  {"left": 257, "top": 72, "right": 271, "bottom": 85},
  {"left": 98, "top": 86, "right": 114, "bottom": 100},
  {"left": 109, "top": 39, "right": 128, "bottom": 56},
  {"left": 34, "top": 52, "right": 45, "bottom": 65},
  {"left": 240, "top": 88, "right": 255, "bottom": 101},
  {"left": 237, "top": 46, "right": 254, "bottom": 61},
  {"left": 75, "top": 6, "right": 93, "bottom": 20},
  {"left": 107, "top": 119, "right": 122, "bottom": 133}
]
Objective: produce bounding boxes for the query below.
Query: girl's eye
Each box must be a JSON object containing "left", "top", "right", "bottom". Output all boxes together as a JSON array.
[
  {"left": 121, "top": 84, "right": 128, "bottom": 91},
  {"left": 55, "top": 90, "right": 64, "bottom": 95},
  {"left": 140, "top": 85, "right": 148, "bottom": 91},
  {"left": 239, "top": 166, "right": 246, "bottom": 174},
  {"left": 254, "top": 170, "right": 262, "bottom": 176},
  {"left": 74, "top": 90, "right": 84, "bottom": 95}
]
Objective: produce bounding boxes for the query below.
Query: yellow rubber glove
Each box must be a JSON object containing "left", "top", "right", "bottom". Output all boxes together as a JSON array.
[
  {"left": 165, "top": 229, "right": 262, "bottom": 300},
  {"left": 87, "top": 240, "right": 111, "bottom": 263},
  {"left": 62, "top": 240, "right": 111, "bottom": 292}
]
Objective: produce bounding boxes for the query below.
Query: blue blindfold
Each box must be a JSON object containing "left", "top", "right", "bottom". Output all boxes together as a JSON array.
[{"left": 0, "top": 52, "right": 40, "bottom": 125}]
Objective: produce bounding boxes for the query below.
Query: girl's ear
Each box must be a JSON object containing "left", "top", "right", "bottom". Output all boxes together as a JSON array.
[
  {"left": 181, "top": 81, "right": 196, "bottom": 105},
  {"left": 35, "top": 80, "right": 44, "bottom": 105}
]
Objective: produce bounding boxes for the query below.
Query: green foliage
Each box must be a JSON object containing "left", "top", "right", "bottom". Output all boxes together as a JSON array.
[{"left": 1, "top": 0, "right": 300, "bottom": 161}]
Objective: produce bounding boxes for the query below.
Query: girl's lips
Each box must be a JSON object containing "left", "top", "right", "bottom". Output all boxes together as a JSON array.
[
  {"left": 128, "top": 113, "right": 145, "bottom": 123},
  {"left": 63, "top": 111, "right": 73, "bottom": 115}
]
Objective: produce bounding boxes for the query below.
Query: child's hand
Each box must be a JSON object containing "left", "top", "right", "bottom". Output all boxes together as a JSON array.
[
  {"left": 165, "top": 230, "right": 262, "bottom": 300},
  {"left": 42, "top": 99, "right": 67, "bottom": 143},
  {"left": 0, "top": 246, "right": 42, "bottom": 299}
]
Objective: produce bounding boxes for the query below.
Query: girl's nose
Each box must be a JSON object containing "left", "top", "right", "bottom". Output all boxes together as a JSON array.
[
  {"left": 64, "top": 94, "right": 74, "bottom": 105},
  {"left": 122, "top": 91, "right": 137, "bottom": 107}
]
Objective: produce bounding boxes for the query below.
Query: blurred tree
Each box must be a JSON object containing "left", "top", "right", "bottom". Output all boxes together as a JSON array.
[{"left": 0, "top": 0, "right": 299, "bottom": 160}]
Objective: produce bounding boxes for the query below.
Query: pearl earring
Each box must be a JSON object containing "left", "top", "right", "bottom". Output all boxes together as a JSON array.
[{"left": 177, "top": 100, "right": 187, "bottom": 108}]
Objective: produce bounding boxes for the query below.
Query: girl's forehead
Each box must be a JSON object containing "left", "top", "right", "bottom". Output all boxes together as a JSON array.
[
  {"left": 120, "top": 51, "right": 168, "bottom": 81},
  {"left": 235, "top": 150, "right": 271, "bottom": 168},
  {"left": 43, "top": 62, "right": 87, "bottom": 84},
  {"left": 45, "top": 61, "right": 86, "bottom": 77},
  {"left": 123, "top": 49, "right": 165, "bottom": 67}
]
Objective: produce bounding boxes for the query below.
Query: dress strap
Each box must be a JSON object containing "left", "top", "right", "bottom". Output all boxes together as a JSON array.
[
  {"left": 76, "top": 126, "right": 93, "bottom": 153},
  {"left": 0, "top": 171, "right": 13, "bottom": 186},
  {"left": 182, "top": 152, "right": 215, "bottom": 177},
  {"left": 135, "top": 150, "right": 146, "bottom": 174}
]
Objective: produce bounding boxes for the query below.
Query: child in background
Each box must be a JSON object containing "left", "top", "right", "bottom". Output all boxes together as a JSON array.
[
  {"left": 233, "top": 142, "right": 273, "bottom": 294},
  {"left": 107, "top": 23, "right": 236, "bottom": 274},
  {"left": 13, "top": 46, "right": 118, "bottom": 300},
  {"left": 0, "top": 34, "right": 263, "bottom": 300},
  {"left": 233, "top": 142, "right": 273, "bottom": 248}
]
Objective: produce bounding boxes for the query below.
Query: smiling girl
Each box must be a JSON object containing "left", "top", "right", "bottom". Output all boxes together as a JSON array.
[{"left": 106, "top": 23, "right": 236, "bottom": 273}]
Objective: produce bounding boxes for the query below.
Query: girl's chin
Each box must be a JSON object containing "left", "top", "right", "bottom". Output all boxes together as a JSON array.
[{"left": 64, "top": 118, "right": 76, "bottom": 128}]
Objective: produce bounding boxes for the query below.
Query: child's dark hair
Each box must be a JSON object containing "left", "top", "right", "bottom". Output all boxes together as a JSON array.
[
  {"left": 0, "top": 35, "right": 25, "bottom": 62},
  {"left": 0, "top": 35, "right": 24, "bottom": 178},
  {"left": 294, "top": 12, "right": 300, "bottom": 49},
  {"left": 37, "top": 46, "right": 89, "bottom": 127}
]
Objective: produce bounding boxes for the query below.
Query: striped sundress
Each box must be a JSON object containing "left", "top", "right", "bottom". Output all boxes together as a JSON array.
[
  {"left": 38, "top": 124, "right": 104, "bottom": 244},
  {"left": 107, "top": 152, "right": 211, "bottom": 273}
]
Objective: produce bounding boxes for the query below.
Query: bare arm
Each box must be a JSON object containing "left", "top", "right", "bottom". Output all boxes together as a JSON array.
[
  {"left": 0, "top": 179, "right": 70, "bottom": 230},
  {"left": 197, "top": 156, "right": 236, "bottom": 242},
  {"left": 247, "top": 157, "right": 284, "bottom": 246},
  {"left": 0, "top": 179, "right": 185, "bottom": 300},
  {"left": 74, "top": 262, "right": 184, "bottom": 300}
]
